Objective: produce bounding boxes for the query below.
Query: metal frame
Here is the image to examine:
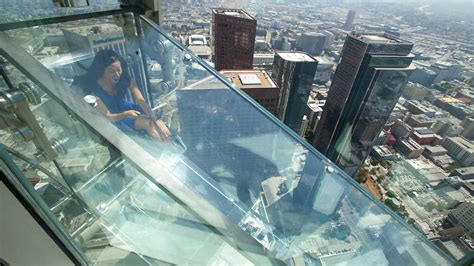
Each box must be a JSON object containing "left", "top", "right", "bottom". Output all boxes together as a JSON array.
[
  {"left": 0, "top": 6, "right": 142, "bottom": 32},
  {"left": 0, "top": 146, "right": 88, "bottom": 265}
]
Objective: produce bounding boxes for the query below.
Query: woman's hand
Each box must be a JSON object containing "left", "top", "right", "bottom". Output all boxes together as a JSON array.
[
  {"left": 122, "top": 110, "right": 141, "bottom": 117},
  {"left": 154, "top": 120, "right": 171, "bottom": 140},
  {"left": 96, "top": 98, "right": 140, "bottom": 121}
]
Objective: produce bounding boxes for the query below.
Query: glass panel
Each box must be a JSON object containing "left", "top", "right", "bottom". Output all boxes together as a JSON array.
[
  {"left": 1, "top": 26, "right": 270, "bottom": 266},
  {"left": 0, "top": 11, "right": 453, "bottom": 264},
  {"left": 1, "top": 0, "right": 120, "bottom": 25}
]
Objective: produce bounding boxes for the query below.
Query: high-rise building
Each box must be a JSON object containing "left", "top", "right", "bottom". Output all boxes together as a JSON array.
[
  {"left": 212, "top": 8, "right": 256, "bottom": 70},
  {"left": 295, "top": 32, "right": 327, "bottom": 56},
  {"left": 272, "top": 52, "right": 318, "bottom": 133},
  {"left": 442, "top": 137, "right": 474, "bottom": 166},
  {"left": 187, "top": 35, "right": 212, "bottom": 60},
  {"left": 221, "top": 69, "right": 279, "bottom": 115},
  {"left": 322, "top": 30, "right": 336, "bottom": 49},
  {"left": 343, "top": 10, "right": 356, "bottom": 30},
  {"left": 447, "top": 202, "right": 474, "bottom": 234},
  {"left": 312, "top": 33, "right": 414, "bottom": 176},
  {"left": 253, "top": 52, "right": 275, "bottom": 69},
  {"left": 62, "top": 24, "right": 126, "bottom": 56},
  {"left": 461, "top": 117, "right": 474, "bottom": 140}
]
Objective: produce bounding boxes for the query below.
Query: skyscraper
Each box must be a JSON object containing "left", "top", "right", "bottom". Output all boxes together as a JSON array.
[
  {"left": 212, "top": 8, "right": 256, "bottom": 70},
  {"left": 344, "top": 10, "right": 356, "bottom": 30},
  {"left": 272, "top": 52, "right": 318, "bottom": 133},
  {"left": 295, "top": 32, "right": 327, "bottom": 56},
  {"left": 221, "top": 69, "right": 279, "bottom": 115},
  {"left": 312, "top": 33, "right": 414, "bottom": 176}
]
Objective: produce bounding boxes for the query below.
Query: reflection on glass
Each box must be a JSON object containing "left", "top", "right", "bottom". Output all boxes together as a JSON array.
[
  {"left": 0, "top": 1, "right": 120, "bottom": 24},
  {"left": 0, "top": 11, "right": 453, "bottom": 265}
]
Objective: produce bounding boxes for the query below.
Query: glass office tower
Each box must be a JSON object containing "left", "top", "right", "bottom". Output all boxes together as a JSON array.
[
  {"left": 0, "top": 5, "right": 453, "bottom": 265},
  {"left": 312, "top": 33, "right": 415, "bottom": 177},
  {"left": 272, "top": 51, "right": 318, "bottom": 133}
]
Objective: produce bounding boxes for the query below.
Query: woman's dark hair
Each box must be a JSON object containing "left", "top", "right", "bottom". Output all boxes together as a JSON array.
[{"left": 74, "top": 49, "right": 131, "bottom": 95}]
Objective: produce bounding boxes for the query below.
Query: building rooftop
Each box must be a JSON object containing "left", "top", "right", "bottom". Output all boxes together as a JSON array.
[
  {"left": 425, "top": 145, "right": 448, "bottom": 154},
  {"left": 254, "top": 53, "right": 275, "bottom": 58},
  {"left": 437, "top": 97, "right": 464, "bottom": 104},
  {"left": 307, "top": 99, "right": 325, "bottom": 112},
  {"left": 448, "top": 137, "right": 474, "bottom": 151},
  {"left": 62, "top": 23, "right": 122, "bottom": 36},
  {"left": 410, "top": 114, "right": 435, "bottom": 123},
  {"left": 277, "top": 52, "right": 316, "bottom": 62},
  {"left": 373, "top": 145, "right": 394, "bottom": 156},
  {"left": 361, "top": 35, "right": 392, "bottom": 43},
  {"left": 221, "top": 70, "right": 277, "bottom": 89},
  {"left": 452, "top": 166, "right": 474, "bottom": 176},
  {"left": 188, "top": 45, "right": 212, "bottom": 56},
  {"left": 401, "top": 138, "right": 423, "bottom": 150},
  {"left": 188, "top": 35, "right": 207, "bottom": 46},
  {"left": 313, "top": 56, "right": 334, "bottom": 66},
  {"left": 212, "top": 8, "right": 254, "bottom": 20},
  {"left": 414, "top": 127, "right": 435, "bottom": 135}
]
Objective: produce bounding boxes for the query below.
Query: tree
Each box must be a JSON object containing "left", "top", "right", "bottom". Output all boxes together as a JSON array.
[
  {"left": 332, "top": 212, "right": 341, "bottom": 221},
  {"left": 384, "top": 198, "right": 399, "bottom": 211},
  {"left": 336, "top": 224, "right": 351, "bottom": 240},
  {"left": 304, "top": 129, "right": 314, "bottom": 141},
  {"left": 380, "top": 159, "right": 391, "bottom": 169},
  {"left": 355, "top": 168, "right": 369, "bottom": 183},
  {"left": 437, "top": 201, "right": 448, "bottom": 211},
  {"left": 425, "top": 201, "right": 437, "bottom": 212},
  {"left": 370, "top": 158, "right": 380, "bottom": 166},
  {"left": 322, "top": 224, "right": 351, "bottom": 241},
  {"left": 378, "top": 174, "right": 386, "bottom": 183},
  {"left": 386, "top": 190, "right": 396, "bottom": 198}
]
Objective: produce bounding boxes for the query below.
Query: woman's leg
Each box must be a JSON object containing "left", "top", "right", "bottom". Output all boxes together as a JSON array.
[
  {"left": 134, "top": 117, "right": 170, "bottom": 141},
  {"left": 135, "top": 117, "right": 161, "bottom": 140},
  {"left": 154, "top": 120, "right": 171, "bottom": 139}
]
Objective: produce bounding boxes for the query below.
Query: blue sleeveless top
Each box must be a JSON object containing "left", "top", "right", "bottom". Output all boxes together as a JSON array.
[{"left": 95, "top": 86, "right": 143, "bottom": 130}]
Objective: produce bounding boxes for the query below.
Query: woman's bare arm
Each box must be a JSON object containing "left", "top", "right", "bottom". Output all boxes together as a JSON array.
[
  {"left": 96, "top": 97, "right": 139, "bottom": 121},
  {"left": 130, "top": 79, "right": 153, "bottom": 116}
]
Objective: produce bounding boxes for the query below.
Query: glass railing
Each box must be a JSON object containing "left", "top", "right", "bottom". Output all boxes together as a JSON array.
[
  {"left": 0, "top": 10, "right": 454, "bottom": 265},
  {"left": 0, "top": 0, "right": 121, "bottom": 26}
]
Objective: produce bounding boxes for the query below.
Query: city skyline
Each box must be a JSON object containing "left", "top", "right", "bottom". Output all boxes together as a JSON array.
[{"left": 159, "top": 0, "right": 473, "bottom": 261}]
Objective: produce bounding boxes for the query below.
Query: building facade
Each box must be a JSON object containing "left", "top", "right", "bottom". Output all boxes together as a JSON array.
[
  {"left": 271, "top": 52, "right": 318, "bottom": 133},
  {"left": 343, "top": 10, "right": 356, "bottom": 30},
  {"left": 62, "top": 24, "right": 126, "bottom": 56},
  {"left": 442, "top": 137, "right": 474, "bottom": 166},
  {"left": 447, "top": 202, "right": 474, "bottom": 234},
  {"left": 295, "top": 32, "right": 327, "bottom": 56},
  {"left": 312, "top": 33, "right": 414, "bottom": 176},
  {"left": 212, "top": 8, "right": 256, "bottom": 70},
  {"left": 396, "top": 138, "right": 424, "bottom": 159},
  {"left": 221, "top": 70, "right": 279, "bottom": 115},
  {"left": 253, "top": 52, "right": 275, "bottom": 70}
]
